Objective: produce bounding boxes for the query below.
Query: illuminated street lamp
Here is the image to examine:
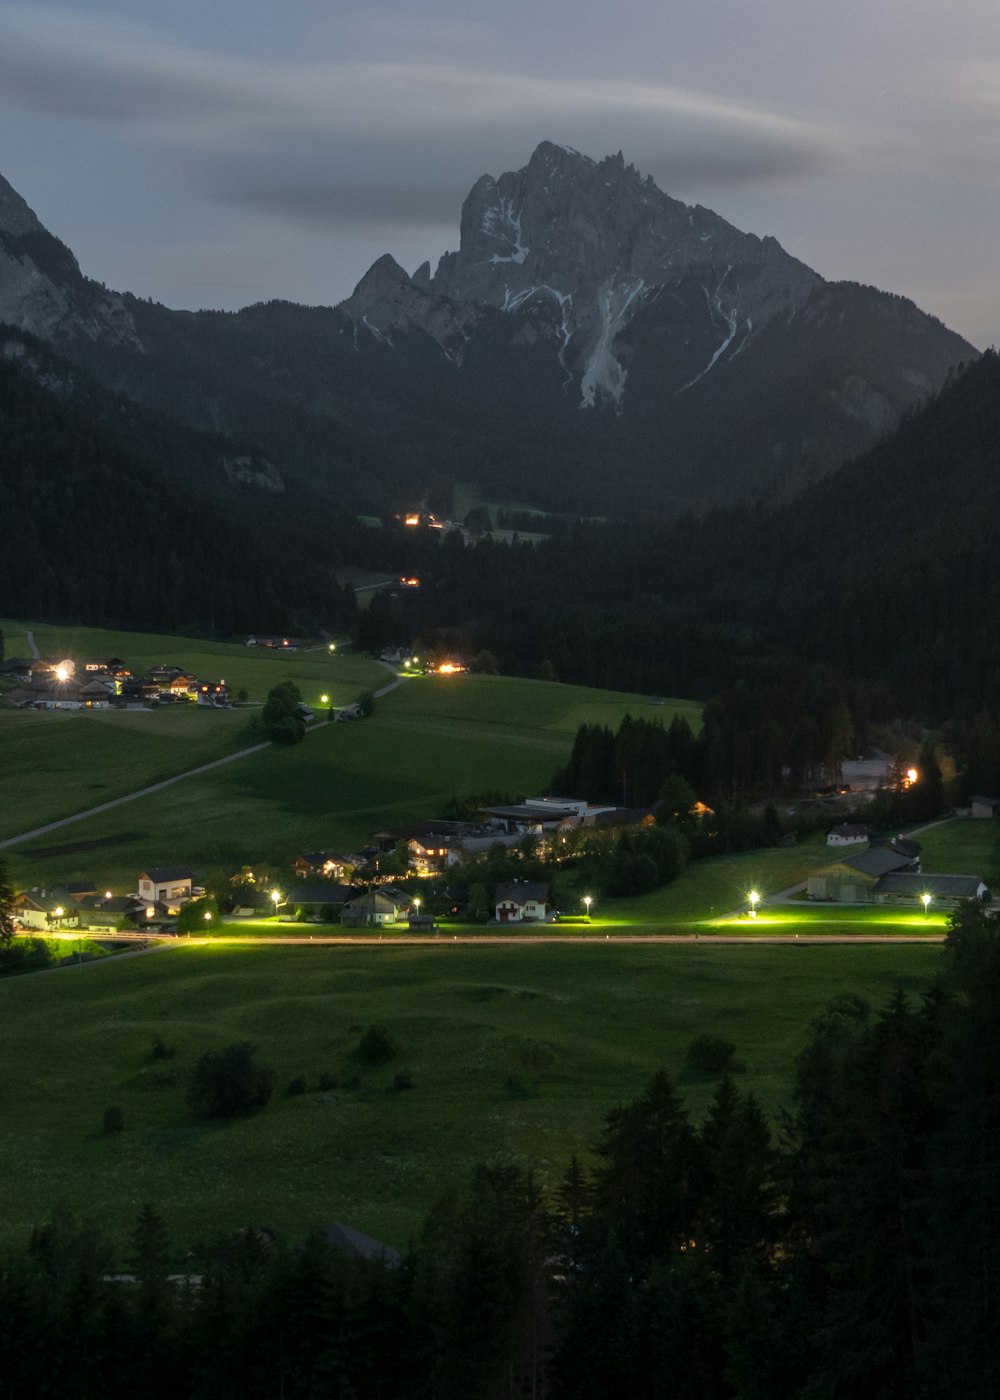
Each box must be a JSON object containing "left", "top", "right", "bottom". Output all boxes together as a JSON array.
[
  {"left": 104, "top": 890, "right": 113, "bottom": 900},
  {"left": 748, "top": 889, "right": 760, "bottom": 919},
  {"left": 271, "top": 889, "right": 282, "bottom": 917},
  {"left": 328, "top": 643, "right": 336, "bottom": 653},
  {"left": 320, "top": 693, "right": 329, "bottom": 706},
  {"left": 583, "top": 894, "right": 593, "bottom": 920},
  {"left": 53, "top": 905, "right": 64, "bottom": 928},
  {"left": 204, "top": 910, "right": 212, "bottom": 924},
  {"left": 921, "top": 892, "right": 932, "bottom": 916}
]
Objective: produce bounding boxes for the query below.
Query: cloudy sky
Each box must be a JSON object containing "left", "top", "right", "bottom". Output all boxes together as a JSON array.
[{"left": 1, "top": 0, "right": 998, "bottom": 344}]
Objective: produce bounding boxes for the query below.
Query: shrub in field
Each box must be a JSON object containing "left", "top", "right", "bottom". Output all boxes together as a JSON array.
[
  {"left": 102, "top": 1106, "right": 125, "bottom": 1134},
  {"left": 356, "top": 1024, "right": 397, "bottom": 1065},
  {"left": 187, "top": 1042, "right": 275, "bottom": 1119},
  {"left": 270, "top": 714, "right": 306, "bottom": 746},
  {"left": 151, "top": 1037, "right": 176, "bottom": 1060},
  {"left": 685, "top": 1034, "right": 743, "bottom": 1075}
]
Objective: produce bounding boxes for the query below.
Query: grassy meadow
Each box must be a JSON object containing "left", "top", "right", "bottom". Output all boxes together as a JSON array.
[
  {"left": 0, "top": 939, "right": 943, "bottom": 1255},
  {"left": 4, "top": 662, "right": 697, "bottom": 893}
]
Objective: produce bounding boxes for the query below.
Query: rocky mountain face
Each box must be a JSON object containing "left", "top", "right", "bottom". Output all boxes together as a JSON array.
[
  {"left": 0, "top": 147, "right": 977, "bottom": 516},
  {"left": 0, "top": 173, "right": 140, "bottom": 348},
  {"left": 423, "top": 141, "right": 821, "bottom": 406}
]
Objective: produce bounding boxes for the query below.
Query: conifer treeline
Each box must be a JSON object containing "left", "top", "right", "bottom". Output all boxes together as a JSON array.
[{"left": 2, "top": 909, "right": 997, "bottom": 1398}]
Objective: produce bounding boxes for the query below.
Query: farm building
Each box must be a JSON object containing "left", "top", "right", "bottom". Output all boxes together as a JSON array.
[
  {"left": 807, "top": 841, "right": 920, "bottom": 903},
  {"left": 970, "top": 796, "right": 1000, "bottom": 819},
  {"left": 874, "top": 873, "right": 989, "bottom": 907}
]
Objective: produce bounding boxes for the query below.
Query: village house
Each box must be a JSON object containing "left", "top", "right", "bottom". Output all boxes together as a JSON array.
[
  {"left": 137, "top": 867, "right": 193, "bottom": 908},
  {"left": 12, "top": 891, "right": 76, "bottom": 930},
  {"left": 494, "top": 880, "right": 552, "bottom": 923},
  {"left": 826, "top": 823, "right": 870, "bottom": 847},
  {"left": 969, "top": 795, "right": 1000, "bottom": 820},
  {"left": 196, "top": 680, "right": 230, "bottom": 707},
  {"left": 340, "top": 890, "right": 410, "bottom": 928},
  {"left": 291, "top": 852, "right": 355, "bottom": 881}
]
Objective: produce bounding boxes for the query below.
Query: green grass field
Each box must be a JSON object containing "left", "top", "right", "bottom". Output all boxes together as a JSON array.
[
  {"left": 0, "top": 619, "right": 389, "bottom": 846},
  {"left": 0, "top": 706, "right": 253, "bottom": 841},
  {"left": 916, "top": 817, "right": 1000, "bottom": 880},
  {"left": 4, "top": 670, "right": 698, "bottom": 893},
  {"left": 0, "top": 940, "right": 943, "bottom": 1254}
]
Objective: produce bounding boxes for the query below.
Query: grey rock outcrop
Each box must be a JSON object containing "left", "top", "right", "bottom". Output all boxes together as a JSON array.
[
  {"left": 0, "top": 172, "right": 140, "bottom": 348},
  {"left": 340, "top": 253, "right": 478, "bottom": 357}
]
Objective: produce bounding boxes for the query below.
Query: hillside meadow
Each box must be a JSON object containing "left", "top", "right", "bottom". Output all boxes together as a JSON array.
[
  {"left": 0, "top": 939, "right": 942, "bottom": 1256},
  {"left": 4, "top": 665, "right": 697, "bottom": 892}
]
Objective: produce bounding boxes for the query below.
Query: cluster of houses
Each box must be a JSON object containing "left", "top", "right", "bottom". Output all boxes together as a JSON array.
[
  {"left": 1, "top": 656, "right": 230, "bottom": 710},
  {"left": 14, "top": 867, "right": 203, "bottom": 933},
  {"left": 813, "top": 826, "right": 989, "bottom": 906}
]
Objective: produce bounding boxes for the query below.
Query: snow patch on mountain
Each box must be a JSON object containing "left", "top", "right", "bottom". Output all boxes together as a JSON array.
[{"left": 580, "top": 279, "right": 646, "bottom": 407}]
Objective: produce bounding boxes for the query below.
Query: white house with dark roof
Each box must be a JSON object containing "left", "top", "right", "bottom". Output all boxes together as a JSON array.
[
  {"left": 826, "top": 823, "right": 870, "bottom": 847},
  {"left": 494, "top": 880, "right": 551, "bottom": 923},
  {"left": 137, "top": 867, "right": 193, "bottom": 906}
]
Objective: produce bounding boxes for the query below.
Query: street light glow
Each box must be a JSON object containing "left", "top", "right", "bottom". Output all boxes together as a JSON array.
[
  {"left": 583, "top": 895, "right": 593, "bottom": 918},
  {"left": 921, "top": 892, "right": 932, "bottom": 913},
  {"left": 320, "top": 694, "right": 329, "bottom": 705}
]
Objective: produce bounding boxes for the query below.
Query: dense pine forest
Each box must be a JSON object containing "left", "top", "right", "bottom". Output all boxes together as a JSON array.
[
  {"left": 1, "top": 907, "right": 996, "bottom": 1399},
  {"left": 0, "top": 340, "right": 361, "bottom": 636}
]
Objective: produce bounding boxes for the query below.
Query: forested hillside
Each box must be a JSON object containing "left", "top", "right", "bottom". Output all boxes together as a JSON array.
[
  {"left": 0, "top": 348, "right": 357, "bottom": 635},
  {"left": 370, "top": 352, "right": 1000, "bottom": 718}
]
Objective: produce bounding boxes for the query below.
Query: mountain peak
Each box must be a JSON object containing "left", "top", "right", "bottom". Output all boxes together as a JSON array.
[
  {"left": 0, "top": 170, "right": 45, "bottom": 240},
  {"left": 0, "top": 168, "right": 141, "bottom": 347},
  {"left": 424, "top": 141, "right": 821, "bottom": 404}
]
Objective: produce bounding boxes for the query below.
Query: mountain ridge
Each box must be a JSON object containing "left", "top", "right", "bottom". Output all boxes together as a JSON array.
[{"left": 0, "top": 143, "right": 976, "bottom": 516}]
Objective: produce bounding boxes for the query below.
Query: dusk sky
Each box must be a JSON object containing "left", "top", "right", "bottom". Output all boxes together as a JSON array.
[{"left": 1, "top": 0, "right": 998, "bottom": 345}]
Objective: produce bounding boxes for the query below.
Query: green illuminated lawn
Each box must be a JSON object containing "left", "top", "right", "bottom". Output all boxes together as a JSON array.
[{"left": 0, "top": 939, "right": 942, "bottom": 1254}]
